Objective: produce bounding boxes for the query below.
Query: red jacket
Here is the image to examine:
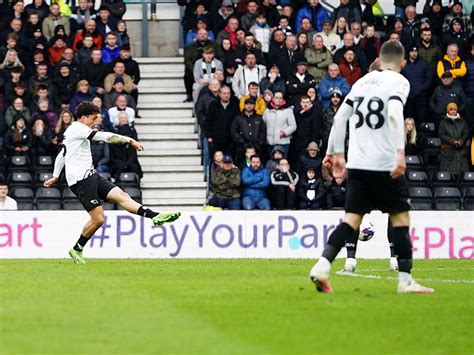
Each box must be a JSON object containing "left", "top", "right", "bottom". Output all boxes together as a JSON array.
[
  {"left": 339, "top": 60, "right": 362, "bottom": 87},
  {"left": 48, "top": 46, "right": 67, "bottom": 66},
  {"left": 73, "top": 31, "right": 102, "bottom": 51}
]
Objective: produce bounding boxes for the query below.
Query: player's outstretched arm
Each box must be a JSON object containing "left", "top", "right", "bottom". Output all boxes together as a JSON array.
[
  {"left": 44, "top": 146, "right": 65, "bottom": 187},
  {"left": 90, "top": 131, "right": 144, "bottom": 151}
]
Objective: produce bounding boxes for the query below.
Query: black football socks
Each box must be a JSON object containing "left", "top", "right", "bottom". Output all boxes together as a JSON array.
[
  {"left": 137, "top": 206, "right": 159, "bottom": 219},
  {"left": 392, "top": 226, "right": 413, "bottom": 273},
  {"left": 345, "top": 230, "right": 359, "bottom": 259},
  {"left": 73, "top": 234, "right": 90, "bottom": 252},
  {"left": 322, "top": 222, "right": 355, "bottom": 262}
]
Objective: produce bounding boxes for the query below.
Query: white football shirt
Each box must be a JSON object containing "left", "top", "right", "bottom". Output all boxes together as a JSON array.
[{"left": 327, "top": 70, "right": 410, "bottom": 172}]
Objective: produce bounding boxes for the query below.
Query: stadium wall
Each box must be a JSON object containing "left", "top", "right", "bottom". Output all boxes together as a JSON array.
[{"left": 0, "top": 211, "right": 473, "bottom": 259}]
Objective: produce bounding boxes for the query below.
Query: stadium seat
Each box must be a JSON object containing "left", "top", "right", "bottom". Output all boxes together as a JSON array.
[
  {"left": 62, "top": 188, "right": 83, "bottom": 210},
  {"left": 8, "top": 171, "right": 33, "bottom": 187},
  {"left": 417, "top": 122, "right": 435, "bottom": 141},
  {"left": 34, "top": 156, "right": 53, "bottom": 172},
  {"left": 422, "top": 138, "right": 441, "bottom": 167},
  {"left": 117, "top": 172, "right": 140, "bottom": 188},
  {"left": 119, "top": 187, "right": 142, "bottom": 205},
  {"left": 35, "top": 172, "right": 54, "bottom": 187},
  {"left": 431, "top": 171, "right": 457, "bottom": 188},
  {"left": 405, "top": 155, "right": 424, "bottom": 171},
  {"left": 462, "top": 187, "right": 474, "bottom": 211},
  {"left": 10, "top": 187, "right": 35, "bottom": 210},
  {"left": 9, "top": 156, "right": 30, "bottom": 171},
  {"left": 406, "top": 171, "right": 429, "bottom": 187},
  {"left": 35, "top": 187, "right": 61, "bottom": 210},
  {"left": 459, "top": 172, "right": 474, "bottom": 190},
  {"left": 433, "top": 187, "right": 462, "bottom": 210},
  {"left": 408, "top": 187, "right": 433, "bottom": 210}
]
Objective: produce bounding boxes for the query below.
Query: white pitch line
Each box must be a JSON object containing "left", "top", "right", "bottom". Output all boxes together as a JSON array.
[
  {"left": 335, "top": 271, "right": 474, "bottom": 284},
  {"left": 355, "top": 267, "right": 474, "bottom": 272}
]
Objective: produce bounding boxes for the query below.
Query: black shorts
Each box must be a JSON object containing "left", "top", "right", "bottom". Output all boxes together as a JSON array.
[
  {"left": 70, "top": 173, "right": 117, "bottom": 212},
  {"left": 345, "top": 169, "right": 411, "bottom": 215}
]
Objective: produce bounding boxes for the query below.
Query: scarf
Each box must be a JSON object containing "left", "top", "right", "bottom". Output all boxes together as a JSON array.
[
  {"left": 202, "top": 60, "right": 216, "bottom": 80},
  {"left": 447, "top": 113, "right": 460, "bottom": 120},
  {"left": 269, "top": 99, "right": 287, "bottom": 110}
]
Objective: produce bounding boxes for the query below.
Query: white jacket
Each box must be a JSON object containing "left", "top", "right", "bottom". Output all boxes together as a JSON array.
[
  {"left": 250, "top": 24, "right": 272, "bottom": 53},
  {"left": 232, "top": 64, "right": 267, "bottom": 99},
  {"left": 263, "top": 106, "right": 297, "bottom": 146}
]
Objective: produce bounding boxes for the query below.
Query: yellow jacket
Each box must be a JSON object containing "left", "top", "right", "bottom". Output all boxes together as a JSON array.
[
  {"left": 437, "top": 55, "right": 467, "bottom": 79},
  {"left": 239, "top": 96, "right": 267, "bottom": 116}
]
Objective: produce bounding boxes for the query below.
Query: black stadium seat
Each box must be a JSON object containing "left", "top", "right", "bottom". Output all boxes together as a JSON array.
[
  {"left": 35, "top": 172, "right": 54, "bottom": 187},
  {"left": 62, "top": 188, "right": 83, "bottom": 210},
  {"left": 431, "top": 171, "right": 457, "bottom": 188},
  {"left": 459, "top": 172, "right": 474, "bottom": 190},
  {"left": 422, "top": 138, "right": 441, "bottom": 167},
  {"left": 417, "top": 122, "right": 435, "bottom": 141},
  {"left": 406, "top": 171, "right": 429, "bottom": 187},
  {"left": 9, "top": 156, "right": 30, "bottom": 171},
  {"left": 8, "top": 172, "right": 33, "bottom": 187},
  {"left": 405, "top": 155, "right": 424, "bottom": 171},
  {"left": 117, "top": 172, "right": 140, "bottom": 188},
  {"left": 35, "top": 187, "right": 61, "bottom": 210},
  {"left": 433, "top": 187, "right": 462, "bottom": 210},
  {"left": 34, "top": 156, "right": 53, "bottom": 172},
  {"left": 409, "top": 187, "right": 433, "bottom": 210},
  {"left": 10, "top": 187, "right": 35, "bottom": 210},
  {"left": 462, "top": 187, "right": 474, "bottom": 211}
]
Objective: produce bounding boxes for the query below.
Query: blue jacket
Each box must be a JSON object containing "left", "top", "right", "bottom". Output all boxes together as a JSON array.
[
  {"left": 401, "top": 57, "right": 432, "bottom": 97},
  {"left": 101, "top": 46, "right": 121, "bottom": 64},
  {"left": 241, "top": 165, "right": 270, "bottom": 199},
  {"left": 295, "top": 4, "right": 329, "bottom": 33},
  {"left": 318, "top": 74, "right": 350, "bottom": 109},
  {"left": 185, "top": 30, "right": 215, "bottom": 47},
  {"left": 464, "top": 57, "right": 474, "bottom": 98}
]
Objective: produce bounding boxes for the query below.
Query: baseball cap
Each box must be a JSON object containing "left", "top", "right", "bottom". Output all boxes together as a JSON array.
[
  {"left": 409, "top": 45, "right": 418, "bottom": 52},
  {"left": 223, "top": 155, "right": 233, "bottom": 163},
  {"left": 296, "top": 60, "right": 308, "bottom": 66},
  {"left": 222, "top": 0, "right": 233, "bottom": 7},
  {"left": 244, "top": 98, "right": 256, "bottom": 105},
  {"left": 306, "top": 141, "right": 319, "bottom": 151},
  {"left": 114, "top": 76, "right": 125, "bottom": 84}
]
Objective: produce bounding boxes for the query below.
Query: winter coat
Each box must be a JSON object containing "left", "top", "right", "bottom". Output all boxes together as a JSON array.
[
  {"left": 185, "top": 30, "right": 215, "bottom": 47},
  {"left": 31, "top": 126, "right": 53, "bottom": 157},
  {"left": 184, "top": 40, "right": 224, "bottom": 71},
  {"left": 318, "top": 74, "right": 350, "bottom": 109},
  {"left": 416, "top": 40, "right": 443, "bottom": 74},
  {"left": 317, "top": 31, "right": 341, "bottom": 54},
  {"left": 295, "top": 4, "right": 330, "bottom": 33},
  {"left": 259, "top": 75, "right": 286, "bottom": 95},
  {"left": 239, "top": 96, "right": 267, "bottom": 116},
  {"left": 304, "top": 46, "right": 333, "bottom": 83},
  {"left": 296, "top": 151, "right": 323, "bottom": 176},
  {"left": 298, "top": 177, "right": 325, "bottom": 203},
  {"left": 439, "top": 116, "right": 470, "bottom": 174},
  {"left": 69, "top": 90, "right": 96, "bottom": 113},
  {"left": 326, "top": 179, "right": 347, "bottom": 209},
  {"left": 273, "top": 47, "right": 306, "bottom": 80},
  {"left": 436, "top": 54, "right": 467, "bottom": 80},
  {"left": 103, "top": 91, "right": 137, "bottom": 111},
  {"left": 27, "top": 75, "right": 54, "bottom": 98},
  {"left": 464, "top": 57, "right": 474, "bottom": 97},
  {"left": 293, "top": 103, "right": 323, "bottom": 151},
  {"left": 195, "top": 90, "right": 218, "bottom": 130},
  {"left": 232, "top": 64, "right": 267, "bottom": 99},
  {"left": 359, "top": 36, "right": 381, "bottom": 65},
  {"left": 250, "top": 24, "right": 272, "bottom": 53},
  {"left": 212, "top": 167, "right": 241, "bottom": 199},
  {"left": 429, "top": 84, "right": 467, "bottom": 116},
  {"left": 31, "top": 109, "right": 58, "bottom": 128},
  {"left": 116, "top": 56, "right": 141, "bottom": 85},
  {"left": 285, "top": 72, "right": 317, "bottom": 103},
  {"left": 80, "top": 60, "right": 109, "bottom": 88},
  {"left": 193, "top": 58, "right": 224, "bottom": 83},
  {"left": 401, "top": 57, "right": 432, "bottom": 97},
  {"left": 231, "top": 112, "right": 266, "bottom": 151},
  {"left": 338, "top": 60, "right": 362, "bottom": 88},
  {"left": 42, "top": 15, "right": 70, "bottom": 40},
  {"left": 72, "top": 30, "right": 102, "bottom": 51},
  {"left": 104, "top": 73, "right": 135, "bottom": 93},
  {"left": 329, "top": 4, "right": 362, "bottom": 26},
  {"left": 271, "top": 168, "right": 299, "bottom": 187},
  {"left": 4, "top": 127, "right": 33, "bottom": 156},
  {"left": 322, "top": 106, "right": 338, "bottom": 150},
  {"left": 5, "top": 106, "right": 31, "bottom": 128},
  {"left": 241, "top": 165, "right": 270, "bottom": 199},
  {"left": 101, "top": 46, "right": 121, "bottom": 64},
  {"left": 333, "top": 45, "right": 368, "bottom": 73},
  {"left": 53, "top": 75, "right": 77, "bottom": 108},
  {"left": 204, "top": 98, "right": 240, "bottom": 145},
  {"left": 262, "top": 103, "right": 297, "bottom": 146}
]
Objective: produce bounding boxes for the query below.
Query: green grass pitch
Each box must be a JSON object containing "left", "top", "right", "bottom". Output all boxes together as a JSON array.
[{"left": 1, "top": 259, "right": 473, "bottom": 354}]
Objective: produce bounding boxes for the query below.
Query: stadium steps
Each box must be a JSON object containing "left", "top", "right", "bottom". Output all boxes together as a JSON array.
[{"left": 135, "top": 57, "right": 205, "bottom": 210}]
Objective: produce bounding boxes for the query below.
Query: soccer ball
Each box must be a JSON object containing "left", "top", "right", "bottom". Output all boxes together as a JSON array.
[{"left": 358, "top": 223, "right": 375, "bottom": 241}]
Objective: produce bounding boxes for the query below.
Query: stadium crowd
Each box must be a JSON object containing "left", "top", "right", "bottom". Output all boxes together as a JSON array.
[
  {"left": 180, "top": 0, "right": 474, "bottom": 210},
  {"left": 0, "top": 0, "right": 144, "bottom": 209}
]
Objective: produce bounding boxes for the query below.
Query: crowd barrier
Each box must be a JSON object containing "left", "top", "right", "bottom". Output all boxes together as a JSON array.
[{"left": 0, "top": 211, "right": 473, "bottom": 259}]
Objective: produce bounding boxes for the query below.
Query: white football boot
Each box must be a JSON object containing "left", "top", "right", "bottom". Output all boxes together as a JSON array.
[
  {"left": 309, "top": 258, "right": 333, "bottom": 293},
  {"left": 397, "top": 279, "right": 435, "bottom": 294}
]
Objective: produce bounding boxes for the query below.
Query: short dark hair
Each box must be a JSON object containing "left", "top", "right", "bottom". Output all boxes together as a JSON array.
[
  {"left": 250, "top": 154, "right": 261, "bottom": 161},
  {"left": 248, "top": 81, "right": 259, "bottom": 88},
  {"left": 300, "top": 95, "right": 311, "bottom": 102},
  {"left": 75, "top": 101, "right": 100, "bottom": 119}
]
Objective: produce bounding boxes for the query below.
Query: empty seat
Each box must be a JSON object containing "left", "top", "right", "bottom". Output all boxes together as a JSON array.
[
  {"left": 35, "top": 172, "right": 54, "bottom": 187},
  {"left": 62, "top": 200, "right": 84, "bottom": 210},
  {"left": 406, "top": 171, "right": 429, "bottom": 187},
  {"left": 8, "top": 172, "right": 33, "bottom": 187},
  {"left": 9, "top": 155, "right": 30, "bottom": 171},
  {"left": 409, "top": 187, "right": 433, "bottom": 210},
  {"left": 10, "top": 187, "right": 35, "bottom": 210},
  {"left": 431, "top": 171, "right": 457, "bottom": 188},
  {"left": 422, "top": 137, "right": 441, "bottom": 167},
  {"left": 35, "top": 187, "right": 61, "bottom": 210},
  {"left": 34, "top": 155, "right": 53, "bottom": 171},
  {"left": 405, "top": 155, "right": 424, "bottom": 171},
  {"left": 433, "top": 187, "right": 462, "bottom": 210},
  {"left": 117, "top": 172, "right": 140, "bottom": 187},
  {"left": 121, "top": 187, "right": 141, "bottom": 204},
  {"left": 462, "top": 187, "right": 474, "bottom": 211},
  {"left": 459, "top": 172, "right": 474, "bottom": 189},
  {"left": 417, "top": 122, "right": 435, "bottom": 141}
]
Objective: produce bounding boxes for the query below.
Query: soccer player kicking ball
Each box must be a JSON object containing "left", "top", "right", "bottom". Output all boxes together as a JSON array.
[
  {"left": 44, "top": 102, "right": 181, "bottom": 264},
  {"left": 309, "top": 41, "right": 433, "bottom": 294}
]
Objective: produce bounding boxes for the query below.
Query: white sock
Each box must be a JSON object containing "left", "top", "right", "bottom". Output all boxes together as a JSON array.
[
  {"left": 317, "top": 257, "right": 331, "bottom": 273},
  {"left": 398, "top": 271, "right": 412, "bottom": 285}
]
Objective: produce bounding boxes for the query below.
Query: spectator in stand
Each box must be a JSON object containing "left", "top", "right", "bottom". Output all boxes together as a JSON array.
[
  {"left": 90, "top": 120, "right": 110, "bottom": 173},
  {"left": 305, "top": 34, "right": 333, "bottom": 84},
  {"left": 209, "top": 0, "right": 235, "bottom": 34},
  {"left": 0, "top": 33, "right": 20, "bottom": 64},
  {"left": 442, "top": 0, "right": 472, "bottom": 37},
  {"left": 270, "top": 158, "right": 299, "bottom": 209},
  {"left": 183, "top": 29, "right": 223, "bottom": 102},
  {"left": 192, "top": 46, "right": 223, "bottom": 103},
  {"left": 404, "top": 117, "right": 418, "bottom": 155},
  {"left": 232, "top": 52, "right": 267, "bottom": 99},
  {"left": 321, "top": 89, "right": 343, "bottom": 154},
  {"left": 5, "top": 97, "right": 31, "bottom": 128},
  {"left": 231, "top": 98, "right": 267, "bottom": 160},
  {"left": 326, "top": 175, "right": 347, "bottom": 209},
  {"left": 402, "top": 45, "right": 432, "bottom": 122},
  {"left": 0, "top": 49, "right": 24, "bottom": 72},
  {"left": 350, "top": 22, "right": 363, "bottom": 45},
  {"left": 235, "top": 32, "right": 266, "bottom": 66},
  {"left": 338, "top": 48, "right": 362, "bottom": 87},
  {"left": 331, "top": 16, "right": 349, "bottom": 40},
  {"left": 359, "top": 24, "right": 381, "bottom": 66},
  {"left": 29, "top": 84, "right": 53, "bottom": 113},
  {"left": 25, "top": 0, "right": 49, "bottom": 24},
  {"left": 330, "top": 0, "right": 362, "bottom": 27},
  {"left": 0, "top": 182, "right": 18, "bottom": 210},
  {"left": 286, "top": 60, "right": 316, "bottom": 105},
  {"left": 403, "top": 5, "right": 419, "bottom": 39},
  {"left": 30, "top": 116, "right": 52, "bottom": 158},
  {"left": 42, "top": 3, "right": 70, "bottom": 41},
  {"left": 208, "top": 155, "right": 241, "bottom": 210},
  {"left": 0, "top": 19, "right": 26, "bottom": 56},
  {"left": 51, "top": 109, "right": 72, "bottom": 150},
  {"left": 6, "top": 81, "right": 31, "bottom": 110},
  {"left": 274, "top": 34, "right": 306, "bottom": 80},
  {"left": 4, "top": 116, "right": 32, "bottom": 158},
  {"left": 112, "top": 44, "right": 141, "bottom": 91},
  {"left": 429, "top": 71, "right": 467, "bottom": 127},
  {"left": 442, "top": 18, "right": 469, "bottom": 57},
  {"left": 333, "top": 32, "right": 368, "bottom": 73},
  {"left": 27, "top": 62, "right": 54, "bottom": 97},
  {"left": 32, "top": 98, "right": 58, "bottom": 127},
  {"left": 260, "top": 64, "right": 286, "bottom": 96},
  {"left": 241, "top": 1, "right": 259, "bottom": 31},
  {"left": 297, "top": 32, "right": 310, "bottom": 55},
  {"left": 70, "top": 0, "right": 96, "bottom": 33},
  {"left": 437, "top": 43, "right": 467, "bottom": 83},
  {"left": 263, "top": 91, "right": 297, "bottom": 157},
  {"left": 391, "top": 16, "right": 413, "bottom": 51},
  {"left": 250, "top": 13, "right": 272, "bottom": 55},
  {"left": 216, "top": 16, "right": 239, "bottom": 48},
  {"left": 239, "top": 82, "right": 266, "bottom": 116},
  {"left": 47, "top": 35, "right": 68, "bottom": 66},
  {"left": 296, "top": 141, "right": 323, "bottom": 176},
  {"left": 464, "top": 42, "right": 474, "bottom": 130},
  {"left": 422, "top": 0, "right": 444, "bottom": 37},
  {"left": 58, "top": 47, "right": 81, "bottom": 81},
  {"left": 109, "top": 113, "right": 143, "bottom": 179},
  {"left": 298, "top": 167, "right": 325, "bottom": 210},
  {"left": 104, "top": 76, "right": 136, "bottom": 111},
  {"left": 80, "top": 48, "right": 108, "bottom": 93},
  {"left": 72, "top": 19, "right": 102, "bottom": 51},
  {"left": 295, "top": 0, "right": 329, "bottom": 33},
  {"left": 267, "top": 28, "right": 286, "bottom": 64},
  {"left": 439, "top": 102, "right": 470, "bottom": 175},
  {"left": 116, "top": 20, "right": 130, "bottom": 48},
  {"left": 238, "top": 144, "right": 256, "bottom": 170},
  {"left": 416, "top": 28, "right": 442, "bottom": 76},
  {"left": 277, "top": 15, "right": 293, "bottom": 36},
  {"left": 318, "top": 63, "right": 350, "bottom": 109},
  {"left": 241, "top": 154, "right": 271, "bottom": 210},
  {"left": 204, "top": 85, "right": 239, "bottom": 157},
  {"left": 108, "top": 94, "right": 135, "bottom": 128},
  {"left": 181, "top": 1, "right": 210, "bottom": 34},
  {"left": 3, "top": 67, "right": 25, "bottom": 105},
  {"left": 265, "top": 146, "right": 285, "bottom": 172},
  {"left": 69, "top": 80, "right": 96, "bottom": 113},
  {"left": 96, "top": 5, "right": 118, "bottom": 41},
  {"left": 53, "top": 61, "right": 76, "bottom": 111},
  {"left": 185, "top": 16, "right": 215, "bottom": 47},
  {"left": 210, "top": 150, "right": 224, "bottom": 176},
  {"left": 101, "top": 32, "right": 121, "bottom": 64},
  {"left": 91, "top": 95, "right": 112, "bottom": 131},
  {"left": 316, "top": 20, "right": 340, "bottom": 55},
  {"left": 104, "top": 59, "right": 137, "bottom": 98}
]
